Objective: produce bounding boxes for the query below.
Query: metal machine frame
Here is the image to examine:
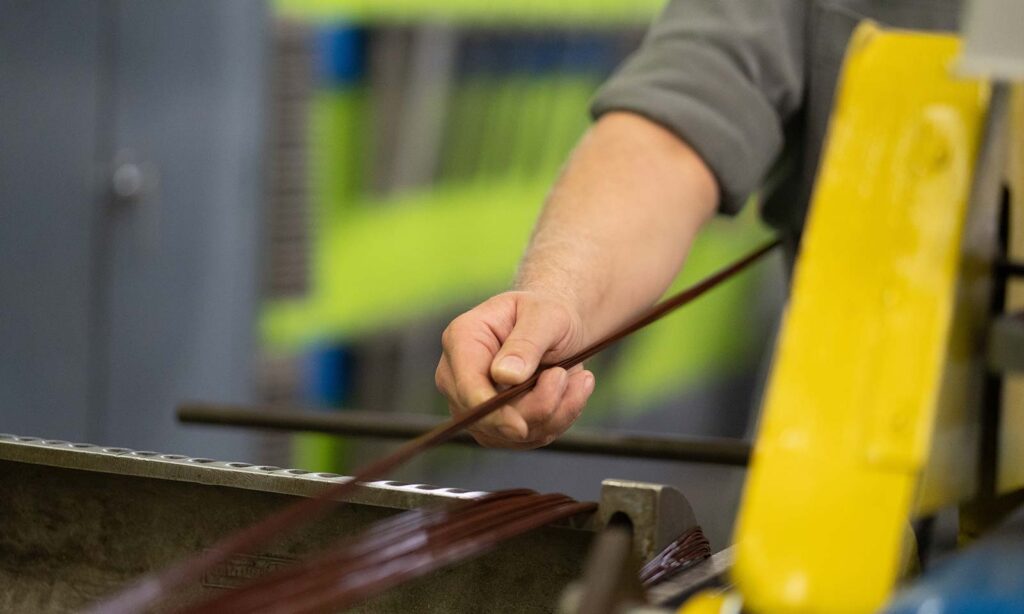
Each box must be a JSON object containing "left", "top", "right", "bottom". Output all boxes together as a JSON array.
[
  {"left": 0, "top": 435, "right": 699, "bottom": 612},
  {"left": 682, "top": 24, "right": 1024, "bottom": 614}
]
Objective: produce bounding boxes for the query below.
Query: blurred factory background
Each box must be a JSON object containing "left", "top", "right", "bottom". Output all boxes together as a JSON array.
[{"left": 0, "top": 0, "right": 784, "bottom": 546}]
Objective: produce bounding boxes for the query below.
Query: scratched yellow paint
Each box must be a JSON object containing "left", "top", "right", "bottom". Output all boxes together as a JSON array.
[{"left": 727, "top": 25, "right": 989, "bottom": 613}]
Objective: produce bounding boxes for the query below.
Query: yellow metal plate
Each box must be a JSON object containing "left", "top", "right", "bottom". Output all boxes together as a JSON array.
[
  {"left": 676, "top": 590, "right": 735, "bottom": 614},
  {"left": 731, "top": 25, "right": 989, "bottom": 613}
]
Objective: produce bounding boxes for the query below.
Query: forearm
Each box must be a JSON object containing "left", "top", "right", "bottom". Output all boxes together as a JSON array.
[{"left": 515, "top": 111, "right": 719, "bottom": 343}]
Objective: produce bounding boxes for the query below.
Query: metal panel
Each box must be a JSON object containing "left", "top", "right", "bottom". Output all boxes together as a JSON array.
[
  {"left": 729, "top": 26, "right": 991, "bottom": 613},
  {"left": 97, "top": 1, "right": 267, "bottom": 457},
  {"left": 0, "top": 1, "right": 268, "bottom": 460},
  {"left": 959, "top": 0, "right": 1024, "bottom": 79},
  {"left": 0, "top": 437, "right": 597, "bottom": 613},
  {"left": 0, "top": 436, "right": 720, "bottom": 611},
  {"left": 0, "top": 1, "right": 103, "bottom": 440}
]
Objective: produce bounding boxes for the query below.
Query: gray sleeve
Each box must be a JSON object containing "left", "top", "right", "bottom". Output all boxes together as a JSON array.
[{"left": 591, "top": 0, "right": 806, "bottom": 213}]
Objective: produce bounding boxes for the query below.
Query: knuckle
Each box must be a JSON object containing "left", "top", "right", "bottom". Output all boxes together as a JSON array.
[
  {"left": 434, "top": 363, "right": 447, "bottom": 392},
  {"left": 441, "top": 314, "right": 470, "bottom": 346},
  {"left": 537, "top": 385, "right": 563, "bottom": 416},
  {"left": 523, "top": 396, "right": 557, "bottom": 423},
  {"left": 440, "top": 322, "right": 456, "bottom": 348},
  {"left": 463, "top": 387, "right": 491, "bottom": 409},
  {"left": 444, "top": 313, "right": 490, "bottom": 352},
  {"left": 517, "top": 388, "right": 559, "bottom": 426}
]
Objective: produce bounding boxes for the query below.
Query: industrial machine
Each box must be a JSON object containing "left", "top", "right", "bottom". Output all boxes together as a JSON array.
[
  {"left": 2, "top": 10, "right": 1023, "bottom": 614},
  {"left": 684, "top": 18, "right": 1024, "bottom": 614},
  {"left": 0, "top": 435, "right": 704, "bottom": 612}
]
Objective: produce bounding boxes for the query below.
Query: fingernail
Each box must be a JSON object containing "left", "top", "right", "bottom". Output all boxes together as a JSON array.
[
  {"left": 583, "top": 372, "right": 595, "bottom": 395},
  {"left": 496, "top": 356, "right": 526, "bottom": 378},
  {"left": 498, "top": 425, "right": 524, "bottom": 441}
]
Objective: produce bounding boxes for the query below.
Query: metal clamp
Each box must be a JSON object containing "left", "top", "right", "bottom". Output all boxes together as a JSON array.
[{"left": 598, "top": 479, "right": 698, "bottom": 562}]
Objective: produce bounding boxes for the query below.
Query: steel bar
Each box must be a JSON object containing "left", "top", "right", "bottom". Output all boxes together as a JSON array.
[
  {"left": 576, "top": 520, "right": 643, "bottom": 614},
  {"left": 178, "top": 403, "right": 752, "bottom": 466},
  {"left": 995, "top": 258, "right": 1024, "bottom": 277}
]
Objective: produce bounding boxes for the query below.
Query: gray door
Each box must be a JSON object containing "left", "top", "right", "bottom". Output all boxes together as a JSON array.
[
  {"left": 0, "top": 1, "right": 104, "bottom": 442},
  {"left": 0, "top": 0, "right": 266, "bottom": 460}
]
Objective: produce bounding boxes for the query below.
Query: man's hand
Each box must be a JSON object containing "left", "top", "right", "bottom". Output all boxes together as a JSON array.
[
  {"left": 435, "top": 112, "right": 718, "bottom": 450},
  {"left": 435, "top": 291, "right": 596, "bottom": 449}
]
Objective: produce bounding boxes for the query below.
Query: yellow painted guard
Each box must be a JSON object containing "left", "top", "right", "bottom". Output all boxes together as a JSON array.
[
  {"left": 676, "top": 591, "right": 733, "bottom": 614},
  {"left": 728, "top": 25, "right": 990, "bottom": 613}
]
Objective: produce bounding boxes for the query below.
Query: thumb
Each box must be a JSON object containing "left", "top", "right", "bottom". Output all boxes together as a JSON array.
[{"left": 491, "top": 300, "right": 574, "bottom": 385}]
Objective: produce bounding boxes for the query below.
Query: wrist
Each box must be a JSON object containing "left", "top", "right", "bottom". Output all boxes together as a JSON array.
[
  {"left": 511, "top": 282, "right": 579, "bottom": 310},
  {"left": 513, "top": 241, "right": 605, "bottom": 334}
]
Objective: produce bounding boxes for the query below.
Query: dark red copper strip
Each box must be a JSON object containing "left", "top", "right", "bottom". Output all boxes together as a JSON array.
[
  {"left": 291, "top": 500, "right": 598, "bottom": 614},
  {"left": 86, "top": 239, "right": 778, "bottom": 614},
  {"left": 186, "top": 491, "right": 566, "bottom": 614},
  {"left": 281, "top": 496, "right": 581, "bottom": 614},
  {"left": 638, "top": 526, "right": 712, "bottom": 588},
  {"left": 184, "top": 491, "right": 580, "bottom": 614}
]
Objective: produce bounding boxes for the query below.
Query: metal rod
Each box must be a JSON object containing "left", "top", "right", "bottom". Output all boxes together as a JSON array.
[
  {"left": 577, "top": 518, "right": 643, "bottom": 614},
  {"left": 177, "top": 403, "right": 752, "bottom": 466},
  {"left": 995, "top": 258, "right": 1024, "bottom": 278}
]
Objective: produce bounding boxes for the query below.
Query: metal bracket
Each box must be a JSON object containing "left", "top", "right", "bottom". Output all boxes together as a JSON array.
[
  {"left": 598, "top": 479, "right": 699, "bottom": 562},
  {"left": 988, "top": 311, "right": 1024, "bottom": 373}
]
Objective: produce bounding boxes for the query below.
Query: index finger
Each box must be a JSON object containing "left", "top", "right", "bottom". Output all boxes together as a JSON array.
[
  {"left": 443, "top": 327, "right": 533, "bottom": 436},
  {"left": 444, "top": 329, "right": 500, "bottom": 412}
]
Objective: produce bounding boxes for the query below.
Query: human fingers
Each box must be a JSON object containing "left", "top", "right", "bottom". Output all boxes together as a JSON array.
[
  {"left": 439, "top": 315, "right": 502, "bottom": 409},
  {"left": 528, "top": 369, "right": 595, "bottom": 446},
  {"left": 490, "top": 297, "right": 581, "bottom": 386},
  {"left": 488, "top": 367, "right": 569, "bottom": 436},
  {"left": 462, "top": 369, "right": 592, "bottom": 449}
]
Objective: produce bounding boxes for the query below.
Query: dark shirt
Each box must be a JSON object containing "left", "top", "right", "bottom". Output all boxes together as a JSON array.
[{"left": 591, "top": 0, "right": 962, "bottom": 237}]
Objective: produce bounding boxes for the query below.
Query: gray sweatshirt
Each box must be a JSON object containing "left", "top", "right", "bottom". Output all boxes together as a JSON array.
[{"left": 591, "top": 0, "right": 962, "bottom": 237}]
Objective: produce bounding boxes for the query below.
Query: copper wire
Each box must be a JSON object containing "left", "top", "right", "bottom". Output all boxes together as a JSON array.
[
  {"left": 184, "top": 491, "right": 591, "bottom": 614},
  {"left": 638, "top": 526, "right": 712, "bottom": 588},
  {"left": 87, "top": 239, "right": 779, "bottom": 614},
  {"left": 193, "top": 487, "right": 539, "bottom": 613}
]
